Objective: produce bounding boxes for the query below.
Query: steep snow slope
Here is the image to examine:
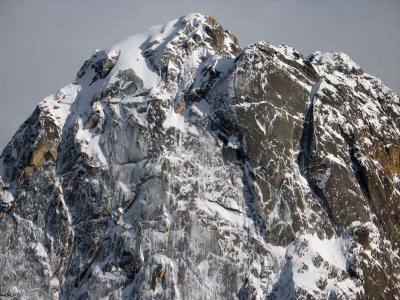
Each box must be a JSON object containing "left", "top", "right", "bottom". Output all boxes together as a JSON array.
[{"left": 0, "top": 13, "right": 399, "bottom": 299}]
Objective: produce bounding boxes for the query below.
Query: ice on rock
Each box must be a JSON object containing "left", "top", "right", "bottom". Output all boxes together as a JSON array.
[
  {"left": 0, "top": 13, "right": 399, "bottom": 300},
  {"left": 0, "top": 189, "right": 13, "bottom": 204},
  {"left": 31, "top": 242, "right": 48, "bottom": 260}
]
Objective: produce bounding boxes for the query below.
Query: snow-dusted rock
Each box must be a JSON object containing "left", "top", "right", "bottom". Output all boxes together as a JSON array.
[{"left": 0, "top": 13, "right": 399, "bottom": 299}]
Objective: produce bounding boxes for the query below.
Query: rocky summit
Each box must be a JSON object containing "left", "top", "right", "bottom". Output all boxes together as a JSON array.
[{"left": 0, "top": 13, "right": 399, "bottom": 299}]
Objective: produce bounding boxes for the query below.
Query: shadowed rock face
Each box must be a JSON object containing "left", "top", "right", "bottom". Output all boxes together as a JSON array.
[{"left": 0, "top": 13, "right": 399, "bottom": 299}]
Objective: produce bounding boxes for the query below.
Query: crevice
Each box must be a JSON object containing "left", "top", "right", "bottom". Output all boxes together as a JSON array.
[
  {"left": 347, "top": 143, "right": 372, "bottom": 209},
  {"left": 206, "top": 199, "right": 242, "bottom": 214},
  {"left": 211, "top": 117, "right": 268, "bottom": 238},
  {"left": 297, "top": 81, "right": 339, "bottom": 234},
  {"left": 122, "top": 175, "right": 161, "bottom": 214},
  {"left": 338, "top": 125, "right": 373, "bottom": 212},
  {"left": 113, "top": 157, "right": 150, "bottom": 167},
  {"left": 240, "top": 158, "right": 268, "bottom": 237},
  {"left": 298, "top": 82, "right": 319, "bottom": 173}
]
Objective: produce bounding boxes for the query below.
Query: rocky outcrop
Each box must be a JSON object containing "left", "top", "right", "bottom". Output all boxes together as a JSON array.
[
  {"left": 0, "top": 13, "right": 399, "bottom": 299},
  {"left": 76, "top": 49, "right": 120, "bottom": 84}
]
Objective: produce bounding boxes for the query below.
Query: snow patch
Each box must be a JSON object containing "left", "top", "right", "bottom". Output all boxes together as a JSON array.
[{"left": 163, "top": 107, "right": 186, "bottom": 132}]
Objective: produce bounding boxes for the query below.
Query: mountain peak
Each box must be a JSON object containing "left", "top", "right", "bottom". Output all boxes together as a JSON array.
[
  {"left": 1, "top": 14, "right": 400, "bottom": 299},
  {"left": 75, "top": 13, "right": 239, "bottom": 86}
]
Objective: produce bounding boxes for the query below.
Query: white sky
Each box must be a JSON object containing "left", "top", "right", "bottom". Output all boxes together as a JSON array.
[{"left": 0, "top": 0, "right": 399, "bottom": 149}]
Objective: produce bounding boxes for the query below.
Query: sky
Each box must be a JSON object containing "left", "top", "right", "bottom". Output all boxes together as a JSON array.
[{"left": 0, "top": 0, "right": 399, "bottom": 150}]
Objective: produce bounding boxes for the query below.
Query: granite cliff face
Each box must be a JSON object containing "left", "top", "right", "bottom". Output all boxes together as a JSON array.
[{"left": 0, "top": 14, "right": 399, "bottom": 299}]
